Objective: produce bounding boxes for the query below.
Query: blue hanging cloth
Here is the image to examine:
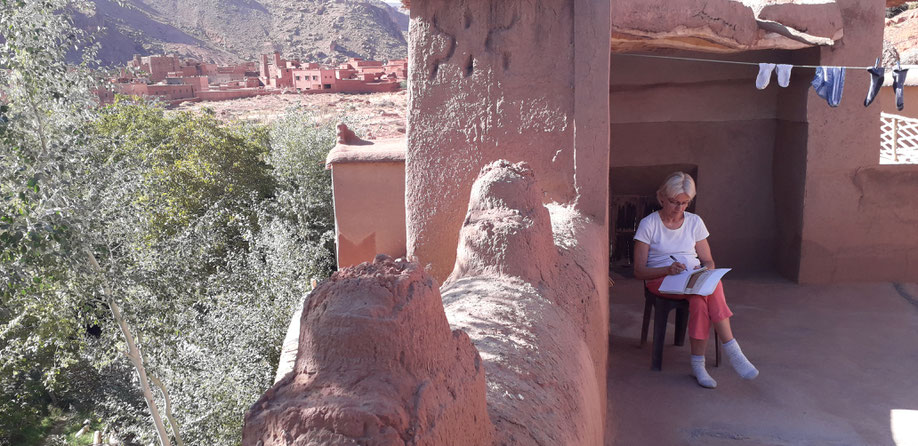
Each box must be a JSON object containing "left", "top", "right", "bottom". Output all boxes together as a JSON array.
[{"left": 811, "top": 66, "right": 846, "bottom": 107}]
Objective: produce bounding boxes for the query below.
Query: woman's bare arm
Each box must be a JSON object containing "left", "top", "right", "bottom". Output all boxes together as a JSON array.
[
  {"left": 633, "top": 241, "right": 684, "bottom": 280},
  {"left": 695, "top": 238, "right": 716, "bottom": 269}
]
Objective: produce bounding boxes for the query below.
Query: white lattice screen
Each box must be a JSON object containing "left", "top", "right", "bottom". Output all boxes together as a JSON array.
[{"left": 880, "top": 112, "right": 918, "bottom": 164}]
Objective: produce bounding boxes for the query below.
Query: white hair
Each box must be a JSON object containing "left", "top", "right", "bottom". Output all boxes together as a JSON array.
[{"left": 657, "top": 172, "right": 696, "bottom": 205}]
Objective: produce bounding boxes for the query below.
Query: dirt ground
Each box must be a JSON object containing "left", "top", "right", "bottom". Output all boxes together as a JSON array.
[{"left": 172, "top": 90, "right": 408, "bottom": 141}]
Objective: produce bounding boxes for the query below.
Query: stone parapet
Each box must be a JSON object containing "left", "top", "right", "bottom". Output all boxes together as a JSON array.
[{"left": 326, "top": 128, "right": 407, "bottom": 268}]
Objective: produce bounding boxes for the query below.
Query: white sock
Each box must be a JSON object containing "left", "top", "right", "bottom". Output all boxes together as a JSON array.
[
  {"left": 723, "top": 339, "right": 759, "bottom": 380},
  {"left": 756, "top": 63, "right": 776, "bottom": 89},
  {"left": 691, "top": 355, "right": 717, "bottom": 388},
  {"left": 776, "top": 64, "right": 793, "bottom": 87}
]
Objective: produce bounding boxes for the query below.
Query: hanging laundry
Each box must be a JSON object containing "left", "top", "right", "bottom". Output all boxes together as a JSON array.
[
  {"left": 756, "top": 63, "right": 776, "bottom": 90},
  {"left": 864, "top": 58, "right": 884, "bottom": 107},
  {"left": 811, "top": 66, "right": 846, "bottom": 107},
  {"left": 893, "top": 66, "right": 909, "bottom": 111},
  {"left": 775, "top": 65, "right": 792, "bottom": 87}
]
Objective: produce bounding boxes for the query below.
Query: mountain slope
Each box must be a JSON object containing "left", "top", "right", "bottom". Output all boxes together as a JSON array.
[{"left": 84, "top": 0, "right": 408, "bottom": 66}]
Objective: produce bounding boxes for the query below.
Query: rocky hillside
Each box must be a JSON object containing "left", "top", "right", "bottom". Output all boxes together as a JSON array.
[
  {"left": 886, "top": 4, "right": 918, "bottom": 64},
  {"left": 81, "top": 0, "right": 408, "bottom": 67}
]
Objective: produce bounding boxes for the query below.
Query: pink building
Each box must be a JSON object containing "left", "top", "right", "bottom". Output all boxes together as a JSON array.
[
  {"left": 209, "top": 65, "right": 249, "bottom": 85},
  {"left": 384, "top": 58, "right": 408, "bottom": 79},
  {"left": 182, "top": 76, "right": 209, "bottom": 93},
  {"left": 109, "top": 54, "right": 271, "bottom": 105},
  {"left": 292, "top": 68, "right": 338, "bottom": 91},
  {"left": 259, "top": 51, "right": 297, "bottom": 88},
  {"left": 111, "top": 51, "right": 404, "bottom": 105},
  {"left": 291, "top": 66, "right": 399, "bottom": 93},
  {"left": 116, "top": 82, "right": 195, "bottom": 102},
  {"left": 130, "top": 55, "right": 182, "bottom": 83},
  {"left": 255, "top": 51, "right": 403, "bottom": 93}
]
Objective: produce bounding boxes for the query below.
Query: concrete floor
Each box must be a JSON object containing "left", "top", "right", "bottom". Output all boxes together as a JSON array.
[{"left": 606, "top": 272, "right": 918, "bottom": 446}]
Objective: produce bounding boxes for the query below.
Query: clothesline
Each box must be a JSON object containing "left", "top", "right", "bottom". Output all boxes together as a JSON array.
[
  {"left": 616, "top": 52, "right": 913, "bottom": 110},
  {"left": 615, "top": 53, "right": 917, "bottom": 70}
]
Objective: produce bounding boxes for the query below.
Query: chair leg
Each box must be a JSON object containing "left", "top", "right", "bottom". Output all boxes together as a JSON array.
[
  {"left": 673, "top": 306, "right": 688, "bottom": 347},
  {"left": 651, "top": 303, "right": 669, "bottom": 371},
  {"left": 640, "top": 298, "right": 652, "bottom": 346}
]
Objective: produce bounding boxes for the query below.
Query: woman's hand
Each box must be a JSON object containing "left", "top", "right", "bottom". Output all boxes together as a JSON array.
[{"left": 666, "top": 261, "right": 686, "bottom": 275}]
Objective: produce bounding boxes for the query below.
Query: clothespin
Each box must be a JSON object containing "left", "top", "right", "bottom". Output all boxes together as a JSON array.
[{"left": 874, "top": 57, "right": 881, "bottom": 69}]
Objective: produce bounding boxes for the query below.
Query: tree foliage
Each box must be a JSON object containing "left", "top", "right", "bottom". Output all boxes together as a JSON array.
[
  {"left": 1, "top": 1, "right": 340, "bottom": 444},
  {"left": 1, "top": 0, "right": 111, "bottom": 441},
  {"left": 94, "top": 100, "right": 274, "bottom": 240}
]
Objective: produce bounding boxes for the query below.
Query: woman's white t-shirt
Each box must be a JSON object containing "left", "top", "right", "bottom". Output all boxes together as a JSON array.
[{"left": 634, "top": 211, "right": 710, "bottom": 270}]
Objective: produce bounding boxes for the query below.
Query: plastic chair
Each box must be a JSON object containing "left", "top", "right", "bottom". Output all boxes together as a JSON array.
[{"left": 640, "top": 284, "right": 720, "bottom": 371}]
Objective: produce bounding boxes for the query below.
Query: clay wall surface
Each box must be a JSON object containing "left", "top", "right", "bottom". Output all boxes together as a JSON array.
[
  {"left": 408, "top": 0, "right": 602, "bottom": 280},
  {"left": 182, "top": 76, "right": 208, "bottom": 92},
  {"left": 610, "top": 50, "right": 808, "bottom": 272},
  {"left": 194, "top": 89, "right": 264, "bottom": 101},
  {"left": 386, "top": 59, "right": 409, "bottom": 78},
  {"left": 259, "top": 54, "right": 269, "bottom": 79},
  {"left": 330, "top": 161, "right": 407, "bottom": 267},
  {"left": 117, "top": 83, "right": 148, "bottom": 96},
  {"left": 440, "top": 161, "right": 604, "bottom": 445},
  {"left": 407, "top": 1, "right": 610, "bottom": 443},
  {"left": 797, "top": 0, "right": 918, "bottom": 283},
  {"left": 293, "top": 69, "right": 398, "bottom": 93},
  {"left": 350, "top": 58, "right": 384, "bottom": 68},
  {"left": 771, "top": 49, "right": 816, "bottom": 280},
  {"left": 142, "top": 56, "right": 181, "bottom": 82},
  {"left": 292, "top": 69, "right": 337, "bottom": 90},
  {"left": 243, "top": 257, "right": 494, "bottom": 445},
  {"left": 127, "top": 84, "right": 194, "bottom": 100},
  {"left": 333, "top": 79, "right": 400, "bottom": 93},
  {"left": 208, "top": 72, "right": 245, "bottom": 85}
]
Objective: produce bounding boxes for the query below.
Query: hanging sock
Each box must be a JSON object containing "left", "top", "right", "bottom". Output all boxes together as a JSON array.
[
  {"left": 893, "top": 64, "right": 909, "bottom": 111},
  {"left": 776, "top": 64, "right": 793, "bottom": 87},
  {"left": 756, "top": 63, "right": 776, "bottom": 89},
  {"left": 811, "top": 66, "right": 846, "bottom": 107},
  {"left": 864, "top": 58, "right": 885, "bottom": 107}
]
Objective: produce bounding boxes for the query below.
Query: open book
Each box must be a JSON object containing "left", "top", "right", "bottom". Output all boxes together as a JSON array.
[{"left": 658, "top": 267, "right": 731, "bottom": 296}]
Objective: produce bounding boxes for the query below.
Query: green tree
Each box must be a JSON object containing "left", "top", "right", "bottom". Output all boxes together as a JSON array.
[
  {"left": 93, "top": 107, "right": 338, "bottom": 445},
  {"left": 0, "top": 1, "right": 175, "bottom": 444},
  {"left": 2, "top": 2, "right": 341, "bottom": 444},
  {"left": 94, "top": 100, "right": 274, "bottom": 241}
]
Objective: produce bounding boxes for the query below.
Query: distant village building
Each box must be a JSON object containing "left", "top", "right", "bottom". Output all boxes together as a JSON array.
[
  {"left": 290, "top": 57, "right": 400, "bottom": 93},
  {"left": 105, "top": 51, "right": 406, "bottom": 106}
]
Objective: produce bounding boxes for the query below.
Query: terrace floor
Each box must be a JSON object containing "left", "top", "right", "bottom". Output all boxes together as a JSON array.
[{"left": 605, "top": 272, "right": 918, "bottom": 446}]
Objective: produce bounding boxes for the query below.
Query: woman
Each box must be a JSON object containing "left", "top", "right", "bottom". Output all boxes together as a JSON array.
[{"left": 633, "top": 172, "right": 758, "bottom": 388}]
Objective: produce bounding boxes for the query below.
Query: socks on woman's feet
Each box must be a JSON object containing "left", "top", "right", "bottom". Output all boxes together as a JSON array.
[
  {"left": 723, "top": 339, "right": 759, "bottom": 380},
  {"left": 691, "top": 355, "right": 717, "bottom": 388}
]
